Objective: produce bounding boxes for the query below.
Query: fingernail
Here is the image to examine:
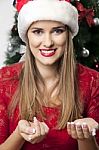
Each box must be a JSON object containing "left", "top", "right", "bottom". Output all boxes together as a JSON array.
[
  {"left": 82, "top": 122, "right": 87, "bottom": 128},
  {"left": 76, "top": 122, "right": 81, "bottom": 126},
  {"left": 75, "top": 122, "right": 81, "bottom": 129},
  {"left": 67, "top": 122, "right": 71, "bottom": 125},
  {"left": 71, "top": 122, "right": 74, "bottom": 125},
  {"left": 71, "top": 122, "right": 75, "bottom": 128}
]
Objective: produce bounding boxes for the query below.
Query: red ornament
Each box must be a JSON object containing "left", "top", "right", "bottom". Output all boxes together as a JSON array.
[{"left": 76, "top": 1, "right": 95, "bottom": 27}]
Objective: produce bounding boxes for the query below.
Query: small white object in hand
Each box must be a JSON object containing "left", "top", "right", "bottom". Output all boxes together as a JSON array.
[
  {"left": 91, "top": 128, "right": 96, "bottom": 136},
  {"left": 32, "top": 128, "right": 36, "bottom": 134}
]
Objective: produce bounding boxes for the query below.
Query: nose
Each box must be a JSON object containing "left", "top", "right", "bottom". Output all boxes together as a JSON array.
[{"left": 43, "top": 33, "right": 54, "bottom": 48}]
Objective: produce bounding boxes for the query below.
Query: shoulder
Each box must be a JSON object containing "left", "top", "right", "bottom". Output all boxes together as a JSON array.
[
  {"left": 77, "top": 63, "right": 99, "bottom": 82},
  {"left": 77, "top": 64, "right": 99, "bottom": 104},
  {"left": 0, "top": 62, "right": 24, "bottom": 105},
  {"left": 77, "top": 63, "right": 99, "bottom": 95},
  {"left": 0, "top": 62, "right": 24, "bottom": 81}
]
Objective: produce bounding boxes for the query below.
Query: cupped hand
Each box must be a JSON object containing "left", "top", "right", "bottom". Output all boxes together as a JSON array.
[
  {"left": 17, "top": 117, "right": 49, "bottom": 144},
  {"left": 67, "top": 118, "right": 99, "bottom": 140}
]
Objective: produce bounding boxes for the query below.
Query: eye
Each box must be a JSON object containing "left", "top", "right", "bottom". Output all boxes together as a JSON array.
[
  {"left": 32, "top": 29, "right": 43, "bottom": 35},
  {"left": 53, "top": 28, "right": 65, "bottom": 35}
]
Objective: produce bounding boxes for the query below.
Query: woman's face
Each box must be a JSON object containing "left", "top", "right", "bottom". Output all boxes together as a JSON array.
[{"left": 27, "top": 20, "right": 67, "bottom": 66}]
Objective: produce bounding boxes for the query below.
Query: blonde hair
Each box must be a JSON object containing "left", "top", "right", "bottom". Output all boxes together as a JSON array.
[{"left": 9, "top": 30, "right": 82, "bottom": 129}]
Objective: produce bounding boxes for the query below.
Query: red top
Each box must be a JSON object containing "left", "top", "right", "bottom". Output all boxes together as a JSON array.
[{"left": 0, "top": 62, "right": 99, "bottom": 150}]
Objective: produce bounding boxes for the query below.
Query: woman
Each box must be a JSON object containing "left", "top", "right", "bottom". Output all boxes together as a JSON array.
[{"left": 0, "top": 0, "right": 99, "bottom": 149}]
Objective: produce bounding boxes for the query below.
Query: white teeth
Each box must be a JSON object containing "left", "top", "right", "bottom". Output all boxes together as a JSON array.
[{"left": 41, "top": 50, "right": 54, "bottom": 54}]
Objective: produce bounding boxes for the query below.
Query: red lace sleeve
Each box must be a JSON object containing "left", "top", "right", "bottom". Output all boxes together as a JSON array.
[
  {"left": 87, "top": 74, "right": 99, "bottom": 144},
  {"left": 0, "top": 76, "right": 9, "bottom": 144},
  {"left": 0, "top": 63, "right": 23, "bottom": 144},
  {"left": 87, "top": 75, "right": 99, "bottom": 123},
  {"left": 78, "top": 64, "right": 99, "bottom": 145}
]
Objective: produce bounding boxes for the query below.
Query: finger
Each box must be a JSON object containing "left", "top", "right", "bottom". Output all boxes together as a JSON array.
[
  {"left": 26, "top": 127, "right": 36, "bottom": 135},
  {"left": 30, "top": 124, "right": 47, "bottom": 144},
  {"left": 27, "top": 126, "right": 45, "bottom": 144},
  {"left": 18, "top": 120, "right": 32, "bottom": 134},
  {"left": 42, "top": 122, "right": 49, "bottom": 134},
  {"left": 19, "top": 127, "right": 36, "bottom": 142},
  {"left": 20, "top": 122, "right": 36, "bottom": 135},
  {"left": 28, "top": 135, "right": 33, "bottom": 142},
  {"left": 27, "top": 117, "right": 41, "bottom": 144},
  {"left": 75, "top": 123, "right": 84, "bottom": 139},
  {"left": 70, "top": 122, "right": 78, "bottom": 139},
  {"left": 96, "top": 123, "right": 99, "bottom": 130},
  {"left": 33, "top": 117, "right": 41, "bottom": 136},
  {"left": 82, "top": 123, "right": 90, "bottom": 138},
  {"left": 40, "top": 122, "right": 46, "bottom": 136},
  {"left": 67, "top": 122, "right": 71, "bottom": 135}
]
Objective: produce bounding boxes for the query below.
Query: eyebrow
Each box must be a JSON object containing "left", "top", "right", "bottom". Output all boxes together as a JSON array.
[
  {"left": 30, "top": 26, "right": 66, "bottom": 30},
  {"left": 52, "top": 26, "right": 66, "bottom": 30}
]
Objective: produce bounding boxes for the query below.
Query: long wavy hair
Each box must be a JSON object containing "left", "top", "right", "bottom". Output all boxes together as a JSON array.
[{"left": 9, "top": 30, "right": 82, "bottom": 129}]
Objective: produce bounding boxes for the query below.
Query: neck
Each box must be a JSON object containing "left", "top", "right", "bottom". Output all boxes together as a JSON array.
[
  {"left": 35, "top": 61, "right": 60, "bottom": 107},
  {"left": 35, "top": 61, "right": 59, "bottom": 82}
]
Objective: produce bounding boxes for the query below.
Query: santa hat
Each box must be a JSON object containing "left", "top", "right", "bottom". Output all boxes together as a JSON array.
[{"left": 17, "top": 0, "right": 79, "bottom": 43}]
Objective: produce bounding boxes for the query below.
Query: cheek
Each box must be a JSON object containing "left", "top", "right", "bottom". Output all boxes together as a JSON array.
[
  {"left": 54, "top": 34, "right": 66, "bottom": 46},
  {"left": 28, "top": 35, "right": 41, "bottom": 48}
]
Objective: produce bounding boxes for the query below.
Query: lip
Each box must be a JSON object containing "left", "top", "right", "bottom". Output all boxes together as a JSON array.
[
  {"left": 39, "top": 48, "right": 56, "bottom": 51},
  {"left": 39, "top": 48, "right": 57, "bottom": 57}
]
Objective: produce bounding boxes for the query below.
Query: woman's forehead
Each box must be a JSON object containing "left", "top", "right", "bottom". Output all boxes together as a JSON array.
[{"left": 29, "top": 20, "right": 65, "bottom": 28}]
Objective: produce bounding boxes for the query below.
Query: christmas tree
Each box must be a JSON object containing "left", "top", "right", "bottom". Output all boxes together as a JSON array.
[
  {"left": 73, "top": 0, "right": 99, "bottom": 72},
  {"left": 4, "top": 12, "right": 25, "bottom": 65},
  {"left": 5, "top": 0, "right": 99, "bottom": 71}
]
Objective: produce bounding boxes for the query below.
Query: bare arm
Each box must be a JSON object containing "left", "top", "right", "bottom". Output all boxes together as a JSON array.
[
  {"left": 0, "top": 126, "right": 25, "bottom": 150},
  {"left": 78, "top": 137, "right": 99, "bottom": 150}
]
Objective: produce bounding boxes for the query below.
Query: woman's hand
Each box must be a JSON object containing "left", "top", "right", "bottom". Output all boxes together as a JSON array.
[
  {"left": 17, "top": 117, "right": 49, "bottom": 144},
  {"left": 67, "top": 118, "right": 99, "bottom": 140}
]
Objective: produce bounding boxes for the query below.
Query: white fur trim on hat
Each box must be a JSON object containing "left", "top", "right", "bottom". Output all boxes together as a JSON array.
[{"left": 18, "top": 0, "right": 79, "bottom": 43}]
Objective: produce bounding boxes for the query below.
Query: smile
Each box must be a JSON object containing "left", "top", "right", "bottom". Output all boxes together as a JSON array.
[{"left": 39, "top": 49, "right": 56, "bottom": 57}]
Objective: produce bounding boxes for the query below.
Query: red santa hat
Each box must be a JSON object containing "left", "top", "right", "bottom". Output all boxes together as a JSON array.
[{"left": 17, "top": 0, "right": 79, "bottom": 43}]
